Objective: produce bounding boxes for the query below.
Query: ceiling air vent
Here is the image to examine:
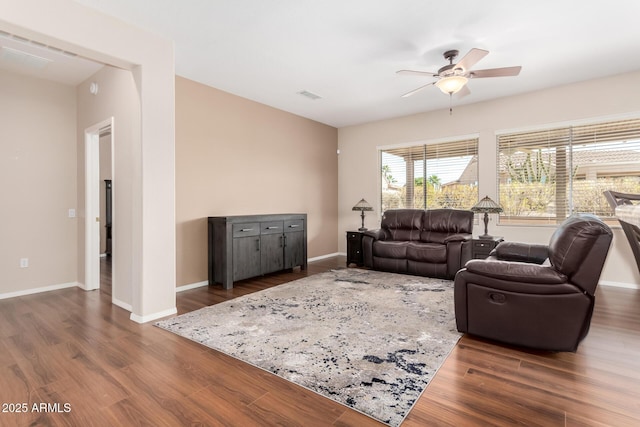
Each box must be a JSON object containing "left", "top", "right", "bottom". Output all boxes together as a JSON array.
[
  {"left": 1, "top": 46, "right": 52, "bottom": 70},
  {"left": 297, "top": 90, "right": 322, "bottom": 100}
]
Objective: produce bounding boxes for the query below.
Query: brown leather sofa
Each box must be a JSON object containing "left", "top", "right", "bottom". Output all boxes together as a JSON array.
[
  {"left": 362, "top": 209, "right": 473, "bottom": 279},
  {"left": 454, "top": 214, "right": 613, "bottom": 352}
]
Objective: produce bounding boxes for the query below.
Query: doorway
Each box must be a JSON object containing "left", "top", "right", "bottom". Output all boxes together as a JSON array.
[{"left": 84, "top": 118, "right": 114, "bottom": 295}]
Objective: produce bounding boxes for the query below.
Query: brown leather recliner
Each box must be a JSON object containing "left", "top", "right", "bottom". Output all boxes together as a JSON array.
[
  {"left": 362, "top": 209, "right": 473, "bottom": 279},
  {"left": 454, "top": 214, "right": 613, "bottom": 352}
]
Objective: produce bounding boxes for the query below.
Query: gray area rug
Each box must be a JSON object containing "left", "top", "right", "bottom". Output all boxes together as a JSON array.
[{"left": 156, "top": 268, "right": 461, "bottom": 426}]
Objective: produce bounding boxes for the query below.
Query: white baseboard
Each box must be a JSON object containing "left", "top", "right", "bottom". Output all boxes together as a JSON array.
[
  {"left": 175, "top": 254, "right": 345, "bottom": 294},
  {"left": 130, "top": 307, "right": 177, "bottom": 324},
  {"left": 309, "top": 252, "right": 342, "bottom": 262},
  {"left": 112, "top": 297, "right": 132, "bottom": 312},
  {"left": 76, "top": 281, "right": 92, "bottom": 291},
  {"left": 600, "top": 280, "right": 639, "bottom": 290},
  {"left": 0, "top": 281, "right": 79, "bottom": 300},
  {"left": 176, "top": 280, "right": 208, "bottom": 292}
]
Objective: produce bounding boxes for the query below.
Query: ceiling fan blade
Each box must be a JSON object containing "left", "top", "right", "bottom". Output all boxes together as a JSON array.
[
  {"left": 456, "top": 48, "right": 489, "bottom": 72},
  {"left": 455, "top": 85, "right": 471, "bottom": 99},
  {"left": 396, "top": 69, "right": 437, "bottom": 77},
  {"left": 401, "top": 82, "right": 435, "bottom": 98},
  {"left": 470, "top": 66, "right": 522, "bottom": 78}
]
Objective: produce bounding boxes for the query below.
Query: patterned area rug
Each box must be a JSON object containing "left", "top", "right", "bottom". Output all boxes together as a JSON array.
[{"left": 156, "top": 268, "right": 461, "bottom": 426}]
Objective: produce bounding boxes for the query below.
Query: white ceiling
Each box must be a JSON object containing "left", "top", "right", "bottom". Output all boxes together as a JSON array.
[{"left": 30, "top": 1, "right": 640, "bottom": 127}]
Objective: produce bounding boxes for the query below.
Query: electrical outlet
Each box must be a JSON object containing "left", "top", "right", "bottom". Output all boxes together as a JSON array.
[
  {"left": 68, "top": 208, "right": 76, "bottom": 218},
  {"left": 20, "top": 258, "right": 29, "bottom": 268}
]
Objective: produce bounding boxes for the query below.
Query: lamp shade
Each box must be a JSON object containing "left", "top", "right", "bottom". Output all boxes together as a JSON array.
[
  {"left": 352, "top": 198, "right": 373, "bottom": 211},
  {"left": 471, "top": 196, "right": 503, "bottom": 213},
  {"left": 435, "top": 75, "right": 468, "bottom": 95}
]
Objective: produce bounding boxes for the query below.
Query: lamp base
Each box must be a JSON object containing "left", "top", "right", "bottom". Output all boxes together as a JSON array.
[
  {"left": 358, "top": 227, "right": 368, "bottom": 232},
  {"left": 481, "top": 212, "right": 490, "bottom": 239},
  {"left": 478, "top": 234, "right": 494, "bottom": 239}
]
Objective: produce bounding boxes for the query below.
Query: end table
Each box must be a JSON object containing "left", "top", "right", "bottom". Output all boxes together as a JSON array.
[
  {"left": 346, "top": 231, "right": 364, "bottom": 267},
  {"left": 471, "top": 236, "right": 504, "bottom": 259}
]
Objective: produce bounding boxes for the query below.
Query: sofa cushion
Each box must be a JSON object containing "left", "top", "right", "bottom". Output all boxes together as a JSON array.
[
  {"left": 406, "top": 242, "right": 447, "bottom": 263},
  {"left": 423, "top": 209, "right": 474, "bottom": 233},
  {"left": 381, "top": 209, "right": 423, "bottom": 241},
  {"left": 373, "top": 241, "right": 407, "bottom": 259},
  {"left": 419, "top": 231, "right": 450, "bottom": 244},
  {"left": 465, "top": 259, "right": 568, "bottom": 284},
  {"left": 548, "top": 215, "right": 612, "bottom": 276}
]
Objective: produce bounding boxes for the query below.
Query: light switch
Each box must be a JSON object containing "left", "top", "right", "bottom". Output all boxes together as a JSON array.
[{"left": 68, "top": 209, "right": 76, "bottom": 218}]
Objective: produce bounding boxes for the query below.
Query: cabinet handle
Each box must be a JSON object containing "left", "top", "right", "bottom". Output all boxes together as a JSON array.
[
  {"left": 283, "top": 235, "right": 287, "bottom": 247},
  {"left": 266, "top": 226, "right": 279, "bottom": 230},
  {"left": 240, "top": 228, "right": 254, "bottom": 232},
  {"left": 256, "top": 238, "right": 260, "bottom": 251},
  {"left": 289, "top": 224, "right": 300, "bottom": 228}
]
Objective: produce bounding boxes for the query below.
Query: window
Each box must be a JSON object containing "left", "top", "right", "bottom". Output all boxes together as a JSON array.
[
  {"left": 380, "top": 138, "right": 478, "bottom": 212},
  {"left": 497, "top": 118, "right": 640, "bottom": 225}
]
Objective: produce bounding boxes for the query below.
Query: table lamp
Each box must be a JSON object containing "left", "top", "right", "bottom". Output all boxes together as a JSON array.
[
  {"left": 352, "top": 198, "right": 373, "bottom": 231},
  {"left": 471, "top": 196, "right": 503, "bottom": 239}
]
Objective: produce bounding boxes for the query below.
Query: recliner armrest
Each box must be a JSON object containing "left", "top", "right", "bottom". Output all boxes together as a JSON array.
[
  {"left": 444, "top": 233, "right": 472, "bottom": 243},
  {"left": 492, "top": 242, "right": 549, "bottom": 264},
  {"left": 465, "top": 259, "right": 567, "bottom": 284},
  {"left": 363, "top": 229, "right": 386, "bottom": 241}
]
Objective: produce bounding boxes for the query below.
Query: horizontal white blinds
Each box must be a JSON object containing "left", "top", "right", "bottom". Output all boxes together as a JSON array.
[
  {"left": 497, "top": 118, "right": 640, "bottom": 223},
  {"left": 381, "top": 138, "right": 478, "bottom": 212}
]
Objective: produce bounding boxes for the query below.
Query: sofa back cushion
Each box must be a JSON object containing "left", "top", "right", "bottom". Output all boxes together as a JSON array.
[
  {"left": 380, "top": 209, "right": 423, "bottom": 241},
  {"left": 548, "top": 214, "right": 612, "bottom": 277},
  {"left": 421, "top": 209, "right": 474, "bottom": 243}
]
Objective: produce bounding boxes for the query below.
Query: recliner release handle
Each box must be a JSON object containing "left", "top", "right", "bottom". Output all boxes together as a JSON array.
[{"left": 489, "top": 293, "right": 506, "bottom": 304}]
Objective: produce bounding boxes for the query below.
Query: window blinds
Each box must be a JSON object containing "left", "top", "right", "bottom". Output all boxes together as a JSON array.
[
  {"left": 380, "top": 138, "right": 478, "bottom": 212},
  {"left": 497, "top": 118, "right": 640, "bottom": 224}
]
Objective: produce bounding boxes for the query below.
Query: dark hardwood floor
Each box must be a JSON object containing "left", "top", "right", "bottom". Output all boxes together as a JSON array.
[{"left": 1, "top": 256, "right": 639, "bottom": 426}]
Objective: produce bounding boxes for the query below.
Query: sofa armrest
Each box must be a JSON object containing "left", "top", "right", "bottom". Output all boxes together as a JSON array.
[
  {"left": 493, "top": 241, "right": 549, "bottom": 264},
  {"left": 363, "top": 229, "right": 386, "bottom": 241},
  {"left": 444, "top": 233, "right": 472, "bottom": 243},
  {"left": 362, "top": 230, "right": 385, "bottom": 268},
  {"left": 446, "top": 239, "right": 472, "bottom": 279},
  {"left": 465, "top": 259, "right": 567, "bottom": 284}
]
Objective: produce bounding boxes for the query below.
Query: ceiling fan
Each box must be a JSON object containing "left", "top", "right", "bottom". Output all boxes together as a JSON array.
[{"left": 397, "top": 48, "right": 521, "bottom": 98}]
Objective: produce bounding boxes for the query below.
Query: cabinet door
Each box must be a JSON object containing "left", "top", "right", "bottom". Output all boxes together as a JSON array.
[
  {"left": 284, "top": 231, "right": 305, "bottom": 269},
  {"left": 233, "top": 236, "right": 261, "bottom": 281},
  {"left": 346, "top": 232, "right": 363, "bottom": 265},
  {"left": 260, "top": 233, "right": 284, "bottom": 274}
]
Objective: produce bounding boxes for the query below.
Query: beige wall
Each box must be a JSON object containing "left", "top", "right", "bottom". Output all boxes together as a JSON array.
[
  {"left": 77, "top": 65, "right": 139, "bottom": 306},
  {"left": 176, "top": 77, "right": 339, "bottom": 287},
  {"left": 338, "top": 71, "right": 640, "bottom": 287},
  {"left": 2, "top": 0, "right": 177, "bottom": 322},
  {"left": 0, "top": 69, "right": 77, "bottom": 296}
]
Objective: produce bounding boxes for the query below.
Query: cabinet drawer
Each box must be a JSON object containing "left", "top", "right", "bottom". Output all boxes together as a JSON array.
[
  {"left": 284, "top": 219, "right": 304, "bottom": 231},
  {"left": 261, "top": 221, "right": 284, "bottom": 235},
  {"left": 232, "top": 222, "right": 260, "bottom": 238},
  {"left": 473, "top": 241, "right": 495, "bottom": 249}
]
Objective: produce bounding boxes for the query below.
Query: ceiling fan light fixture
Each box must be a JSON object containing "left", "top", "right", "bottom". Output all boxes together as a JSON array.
[{"left": 435, "top": 75, "right": 468, "bottom": 95}]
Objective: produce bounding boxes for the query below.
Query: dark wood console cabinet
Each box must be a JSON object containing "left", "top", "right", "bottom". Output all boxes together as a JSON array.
[{"left": 208, "top": 214, "right": 307, "bottom": 289}]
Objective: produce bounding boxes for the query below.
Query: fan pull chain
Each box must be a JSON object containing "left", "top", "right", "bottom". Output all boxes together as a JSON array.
[{"left": 449, "top": 93, "right": 453, "bottom": 115}]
